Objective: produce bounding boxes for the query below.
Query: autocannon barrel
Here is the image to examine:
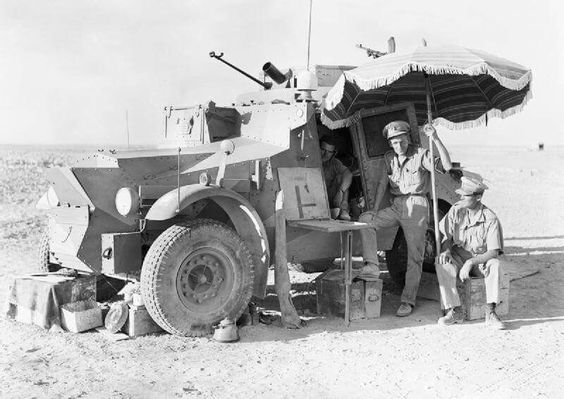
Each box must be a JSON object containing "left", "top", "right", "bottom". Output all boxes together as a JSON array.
[{"left": 262, "top": 62, "right": 292, "bottom": 85}]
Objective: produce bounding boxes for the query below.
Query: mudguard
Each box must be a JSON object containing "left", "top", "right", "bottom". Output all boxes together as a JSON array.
[{"left": 146, "top": 184, "right": 270, "bottom": 298}]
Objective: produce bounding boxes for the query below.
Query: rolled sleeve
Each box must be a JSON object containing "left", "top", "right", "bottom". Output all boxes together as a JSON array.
[
  {"left": 334, "top": 158, "right": 349, "bottom": 176},
  {"left": 439, "top": 208, "right": 454, "bottom": 244},
  {"left": 421, "top": 149, "right": 445, "bottom": 174},
  {"left": 485, "top": 219, "right": 503, "bottom": 252}
]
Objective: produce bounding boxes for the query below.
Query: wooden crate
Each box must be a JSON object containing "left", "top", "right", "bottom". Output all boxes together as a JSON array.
[
  {"left": 458, "top": 272, "right": 510, "bottom": 320},
  {"left": 364, "top": 279, "right": 383, "bottom": 319},
  {"left": 417, "top": 271, "right": 441, "bottom": 302},
  {"left": 6, "top": 274, "right": 97, "bottom": 329},
  {"left": 61, "top": 300, "right": 103, "bottom": 333},
  {"left": 417, "top": 271, "right": 510, "bottom": 320},
  {"left": 316, "top": 270, "right": 382, "bottom": 320},
  {"left": 122, "top": 305, "right": 163, "bottom": 337}
]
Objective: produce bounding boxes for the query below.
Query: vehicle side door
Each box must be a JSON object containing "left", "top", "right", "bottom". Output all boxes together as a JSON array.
[{"left": 349, "top": 102, "right": 420, "bottom": 250}]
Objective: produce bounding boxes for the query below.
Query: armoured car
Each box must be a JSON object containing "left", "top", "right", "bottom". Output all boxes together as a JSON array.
[{"left": 37, "top": 58, "right": 465, "bottom": 336}]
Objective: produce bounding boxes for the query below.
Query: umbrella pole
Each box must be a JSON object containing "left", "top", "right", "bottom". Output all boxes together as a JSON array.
[{"left": 425, "top": 77, "right": 442, "bottom": 264}]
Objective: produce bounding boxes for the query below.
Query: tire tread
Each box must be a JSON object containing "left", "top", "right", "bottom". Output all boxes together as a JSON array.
[{"left": 141, "top": 219, "right": 254, "bottom": 337}]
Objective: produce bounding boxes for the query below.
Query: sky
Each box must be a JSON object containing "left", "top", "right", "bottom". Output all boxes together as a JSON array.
[{"left": 0, "top": 0, "right": 562, "bottom": 147}]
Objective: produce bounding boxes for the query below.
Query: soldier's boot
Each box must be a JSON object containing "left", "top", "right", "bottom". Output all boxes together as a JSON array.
[
  {"left": 338, "top": 209, "right": 351, "bottom": 221},
  {"left": 438, "top": 306, "right": 464, "bottom": 326},
  {"left": 485, "top": 303, "right": 506, "bottom": 330},
  {"left": 396, "top": 302, "right": 413, "bottom": 317},
  {"left": 357, "top": 262, "right": 380, "bottom": 281}
]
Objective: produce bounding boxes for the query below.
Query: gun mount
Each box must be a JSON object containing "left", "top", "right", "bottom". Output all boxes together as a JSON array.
[{"left": 356, "top": 36, "right": 396, "bottom": 59}]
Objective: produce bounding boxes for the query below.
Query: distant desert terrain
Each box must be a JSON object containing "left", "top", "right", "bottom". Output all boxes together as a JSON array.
[{"left": 1, "top": 144, "right": 563, "bottom": 398}]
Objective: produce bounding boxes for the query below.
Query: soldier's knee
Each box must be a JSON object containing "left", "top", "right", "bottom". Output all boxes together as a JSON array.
[
  {"left": 437, "top": 261, "right": 457, "bottom": 277},
  {"left": 436, "top": 262, "right": 448, "bottom": 273},
  {"left": 487, "top": 258, "right": 501, "bottom": 273},
  {"left": 359, "top": 212, "right": 373, "bottom": 223}
]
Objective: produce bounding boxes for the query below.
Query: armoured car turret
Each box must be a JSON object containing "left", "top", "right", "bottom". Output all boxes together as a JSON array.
[{"left": 37, "top": 54, "right": 465, "bottom": 336}]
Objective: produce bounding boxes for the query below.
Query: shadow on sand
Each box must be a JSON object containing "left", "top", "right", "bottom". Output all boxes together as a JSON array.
[
  {"left": 248, "top": 268, "right": 447, "bottom": 343},
  {"left": 247, "top": 244, "right": 564, "bottom": 341}
]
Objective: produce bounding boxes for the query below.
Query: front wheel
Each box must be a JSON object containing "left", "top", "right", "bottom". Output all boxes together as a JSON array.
[{"left": 140, "top": 219, "right": 255, "bottom": 337}]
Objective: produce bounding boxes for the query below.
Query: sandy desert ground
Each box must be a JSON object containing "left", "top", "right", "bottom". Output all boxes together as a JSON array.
[{"left": 0, "top": 144, "right": 563, "bottom": 399}]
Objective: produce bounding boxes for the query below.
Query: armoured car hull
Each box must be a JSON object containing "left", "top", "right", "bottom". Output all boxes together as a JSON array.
[{"left": 37, "top": 64, "right": 467, "bottom": 336}]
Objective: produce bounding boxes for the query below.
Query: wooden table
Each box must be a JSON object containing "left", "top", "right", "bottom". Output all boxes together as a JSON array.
[{"left": 289, "top": 219, "right": 372, "bottom": 325}]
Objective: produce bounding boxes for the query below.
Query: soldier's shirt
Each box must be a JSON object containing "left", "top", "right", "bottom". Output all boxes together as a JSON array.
[
  {"left": 384, "top": 145, "right": 444, "bottom": 196},
  {"left": 439, "top": 202, "right": 504, "bottom": 258},
  {"left": 322, "top": 157, "right": 349, "bottom": 186}
]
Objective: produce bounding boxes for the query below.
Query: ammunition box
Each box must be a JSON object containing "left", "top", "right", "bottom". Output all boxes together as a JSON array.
[{"left": 316, "top": 269, "right": 382, "bottom": 320}]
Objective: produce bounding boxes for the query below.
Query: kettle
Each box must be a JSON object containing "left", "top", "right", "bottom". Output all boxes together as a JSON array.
[{"left": 213, "top": 318, "right": 239, "bottom": 343}]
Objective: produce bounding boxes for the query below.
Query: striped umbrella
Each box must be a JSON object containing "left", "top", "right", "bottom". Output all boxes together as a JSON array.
[
  {"left": 321, "top": 45, "right": 532, "bottom": 130},
  {"left": 321, "top": 44, "right": 532, "bottom": 263}
]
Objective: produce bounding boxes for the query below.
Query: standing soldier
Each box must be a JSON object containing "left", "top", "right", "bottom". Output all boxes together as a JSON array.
[
  {"left": 436, "top": 177, "right": 506, "bottom": 330},
  {"left": 359, "top": 120, "right": 452, "bottom": 316}
]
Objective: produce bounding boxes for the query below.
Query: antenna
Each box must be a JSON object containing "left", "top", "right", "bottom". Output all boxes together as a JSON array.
[
  {"left": 125, "top": 110, "right": 130, "bottom": 148},
  {"left": 306, "top": 0, "right": 313, "bottom": 70}
]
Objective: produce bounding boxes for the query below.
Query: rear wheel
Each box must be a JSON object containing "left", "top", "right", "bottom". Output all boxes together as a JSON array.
[
  {"left": 140, "top": 219, "right": 255, "bottom": 337},
  {"left": 38, "top": 231, "right": 61, "bottom": 273},
  {"left": 299, "top": 258, "right": 335, "bottom": 273}
]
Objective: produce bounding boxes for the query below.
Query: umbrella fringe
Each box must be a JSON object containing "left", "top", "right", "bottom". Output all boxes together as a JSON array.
[
  {"left": 433, "top": 90, "right": 534, "bottom": 130},
  {"left": 324, "top": 74, "right": 347, "bottom": 111},
  {"left": 320, "top": 110, "right": 359, "bottom": 130},
  {"left": 321, "top": 89, "right": 533, "bottom": 131},
  {"left": 348, "top": 62, "right": 532, "bottom": 93}
]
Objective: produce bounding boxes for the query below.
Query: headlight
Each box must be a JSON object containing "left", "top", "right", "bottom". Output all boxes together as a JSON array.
[
  {"left": 115, "top": 187, "right": 139, "bottom": 217},
  {"left": 47, "top": 186, "right": 59, "bottom": 207}
]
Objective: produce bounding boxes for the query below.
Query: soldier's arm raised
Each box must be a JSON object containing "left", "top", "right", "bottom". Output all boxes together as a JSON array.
[{"left": 423, "top": 124, "right": 453, "bottom": 172}]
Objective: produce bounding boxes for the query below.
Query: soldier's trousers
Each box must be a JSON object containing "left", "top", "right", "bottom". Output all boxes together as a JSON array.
[
  {"left": 359, "top": 195, "right": 428, "bottom": 306},
  {"left": 436, "top": 247, "right": 503, "bottom": 309}
]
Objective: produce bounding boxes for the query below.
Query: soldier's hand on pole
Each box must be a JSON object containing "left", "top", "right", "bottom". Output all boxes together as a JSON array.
[
  {"left": 438, "top": 249, "right": 452, "bottom": 265},
  {"left": 422, "top": 123, "right": 438, "bottom": 141}
]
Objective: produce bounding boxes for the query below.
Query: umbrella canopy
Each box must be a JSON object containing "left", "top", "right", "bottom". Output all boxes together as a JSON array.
[{"left": 321, "top": 45, "right": 532, "bottom": 130}]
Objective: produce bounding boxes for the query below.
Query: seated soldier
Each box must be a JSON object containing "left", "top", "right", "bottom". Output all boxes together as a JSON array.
[
  {"left": 320, "top": 136, "right": 353, "bottom": 221},
  {"left": 436, "top": 176, "right": 506, "bottom": 330}
]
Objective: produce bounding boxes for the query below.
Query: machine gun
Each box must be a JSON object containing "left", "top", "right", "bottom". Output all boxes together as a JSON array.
[{"left": 356, "top": 36, "right": 396, "bottom": 59}]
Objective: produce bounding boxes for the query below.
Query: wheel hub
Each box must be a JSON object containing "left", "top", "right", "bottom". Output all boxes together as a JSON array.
[{"left": 177, "top": 249, "right": 229, "bottom": 306}]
